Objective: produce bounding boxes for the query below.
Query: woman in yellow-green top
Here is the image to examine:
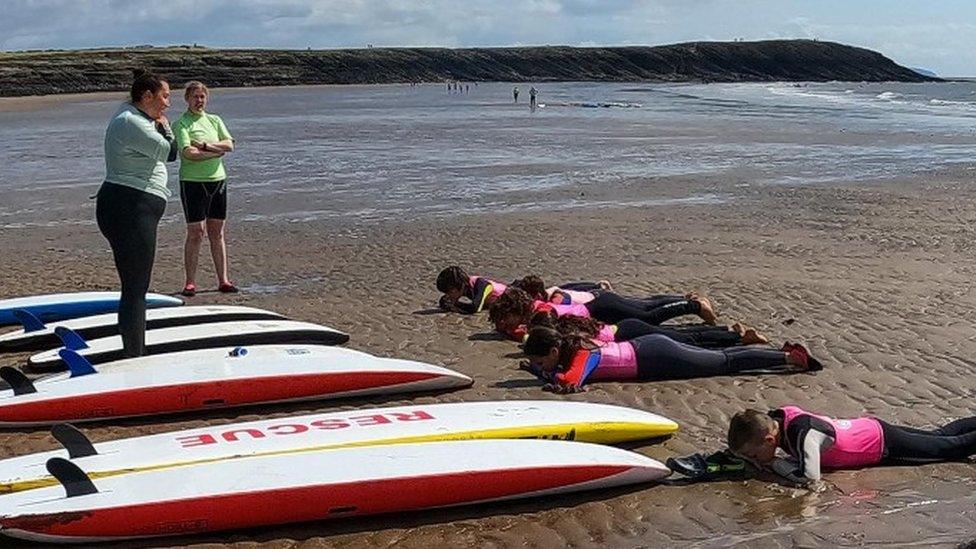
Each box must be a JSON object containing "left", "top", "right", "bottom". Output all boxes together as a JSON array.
[{"left": 174, "top": 81, "right": 237, "bottom": 296}]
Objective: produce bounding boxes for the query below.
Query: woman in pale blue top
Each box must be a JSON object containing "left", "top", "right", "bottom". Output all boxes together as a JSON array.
[{"left": 96, "top": 68, "right": 177, "bottom": 357}]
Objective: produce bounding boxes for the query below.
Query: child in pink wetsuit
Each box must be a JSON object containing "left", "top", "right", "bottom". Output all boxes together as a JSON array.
[
  {"left": 728, "top": 406, "right": 976, "bottom": 488},
  {"left": 436, "top": 267, "right": 607, "bottom": 315},
  {"left": 520, "top": 327, "right": 819, "bottom": 394},
  {"left": 528, "top": 309, "right": 765, "bottom": 348},
  {"left": 435, "top": 267, "right": 509, "bottom": 314},
  {"left": 489, "top": 287, "right": 716, "bottom": 341}
]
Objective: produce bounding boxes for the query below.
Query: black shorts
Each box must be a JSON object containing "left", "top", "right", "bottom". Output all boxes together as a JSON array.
[{"left": 180, "top": 180, "right": 227, "bottom": 223}]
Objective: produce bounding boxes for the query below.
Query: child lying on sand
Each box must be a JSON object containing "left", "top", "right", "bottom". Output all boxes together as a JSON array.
[
  {"left": 520, "top": 326, "right": 820, "bottom": 393},
  {"left": 728, "top": 406, "right": 976, "bottom": 491}
]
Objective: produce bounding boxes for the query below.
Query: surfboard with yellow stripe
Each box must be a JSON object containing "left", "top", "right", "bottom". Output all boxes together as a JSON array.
[{"left": 0, "top": 401, "right": 677, "bottom": 494}]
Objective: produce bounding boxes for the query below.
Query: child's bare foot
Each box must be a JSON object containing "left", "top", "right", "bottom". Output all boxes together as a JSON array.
[
  {"left": 730, "top": 322, "right": 745, "bottom": 336},
  {"left": 598, "top": 280, "right": 613, "bottom": 291},
  {"left": 694, "top": 296, "right": 717, "bottom": 325},
  {"left": 741, "top": 328, "right": 769, "bottom": 345}
]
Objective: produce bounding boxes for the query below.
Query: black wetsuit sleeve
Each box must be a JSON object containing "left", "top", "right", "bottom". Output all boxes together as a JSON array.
[
  {"left": 783, "top": 415, "right": 836, "bottom": 482},
  {"left": 449, "top": 298, "right": 479, "bottom": 315},
  {"left": 440, "top": 294, "right": 474, "bottom": 314},
  {"left": 158, "top": 123, "right": 178, "bottom": 162},
  {"left": 469, "top": 277, "right": 494, "bottom": 313},
  {"left": 444, "top": 278, "right": 493, "bottom": 315}
]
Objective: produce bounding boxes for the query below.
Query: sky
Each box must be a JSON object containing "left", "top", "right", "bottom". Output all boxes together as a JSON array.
[{"left": 3, "top": 0, "right": 974, "bottom": 76}]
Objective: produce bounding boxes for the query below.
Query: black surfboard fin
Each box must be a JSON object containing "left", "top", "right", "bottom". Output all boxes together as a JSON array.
[
  {"left": 46, "top": 457, "right": 98, "bottom": 498},
  {"left": 51, "top": 424, "right": 97, "bottom": 459},
  {"left": 0, "top": 366, "right": 37, "bottom": 396},
  {"left": 12, "top": 309, "right": 46, "bottom": 333}
]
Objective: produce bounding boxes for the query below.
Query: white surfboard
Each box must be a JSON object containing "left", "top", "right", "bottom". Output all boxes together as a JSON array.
[
  {"left": 0, "top": 292, "right": 182, "bottom": 326},
  {"left": 27, "top": 320, "right": 350, "bottom": 371},
  {"left": 0, "top": 439, "right": 669, "bottom": 543},
  {"left": 0, "top": 345, "right": 473, "bottom": 426},
  {"left": 0, "top": 305, "right": 288, "bottom": 352},
  {"left": 0, "top": 400, "right": 678, "bottom": 494}
]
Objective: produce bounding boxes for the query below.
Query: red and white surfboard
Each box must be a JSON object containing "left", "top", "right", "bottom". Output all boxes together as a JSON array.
[
  {"left": 0, "top": 439, "right": 669, "bottom": 543},
  {"left": 0, "top": 345, "right": 472, "bottom": 425},
  {"left": 0, "top": 401, "right": 678, "bottom": 495}
]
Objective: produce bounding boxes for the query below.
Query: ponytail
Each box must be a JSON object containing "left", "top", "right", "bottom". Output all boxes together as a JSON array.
[{"left": 130, "top": 68, "right": 167, "bottom": 104}]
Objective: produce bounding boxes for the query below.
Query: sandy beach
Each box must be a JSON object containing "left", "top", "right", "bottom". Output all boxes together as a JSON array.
[
  {"left": 2, "top": 78, "right": 976, "bottom": 547},
  {"left": 3, "top": 160, "right": 976, "bottom": 546}
]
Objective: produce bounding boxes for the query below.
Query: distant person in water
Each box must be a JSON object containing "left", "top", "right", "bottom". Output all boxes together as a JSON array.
[
  {"left": 97, "top": 69, "right": 177, "bottom": 357},
  {"left": 174, "top": 81, "right": 238, "bottom": 297},
  {"left": 529, "top": 86, "right": 538, "bottom": 108},
  {"left": 513, "top": 86, "right": 519, "bottom": 103},
  {"left": 729, "top": 406, "right": 976, "bottom": 492},
  {"left": 521, "top": 327, "right": 820, "bottom": 394}
]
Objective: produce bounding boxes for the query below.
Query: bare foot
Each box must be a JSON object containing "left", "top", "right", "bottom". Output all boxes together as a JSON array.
[
  {"left": 730, "top": 322, "right": 746, "bottom": 336},
  {"left": 598, "top": 280, "right": 614, "bottom": 291},
  {"left": 695, "top": 296, "right": 717, "bottom": 325},
  {"left": 741, "top": 328, "right": 769, "bottom": 345}
]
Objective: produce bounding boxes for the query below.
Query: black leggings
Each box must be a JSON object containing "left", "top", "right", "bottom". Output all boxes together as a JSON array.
[
  {"left": 96, "top": 182, "right": 166, "bottom": 358},
  {"left": 614, "top": 319, "right": 741, "bottom": 348},
  {"left": 880, "top": 418, "right": 976, "bottom": 462},
  {"left": 585, "top": 292, "right": 699, "bottom": 325},
  {"left": 631, "top": 334, "right": 788, "bottom": 380}
]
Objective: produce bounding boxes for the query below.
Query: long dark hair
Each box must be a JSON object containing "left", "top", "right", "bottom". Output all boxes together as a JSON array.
[
  {"left": 528, "top": 310, "right": 602, "bottom": 337},
  {"left": 436, "top": 266, "right": 470, "bottom": 293},
  {"left": 522, "top": 326, "right": 593, "bottom": 370},
  {"left": 487, "top": 287, "right": 535, "bottom": 327},
  {"left": 130, "top": 68, "right": 167, "bottom": 104}
]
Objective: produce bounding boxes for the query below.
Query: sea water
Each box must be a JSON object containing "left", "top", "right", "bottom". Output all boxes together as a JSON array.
[{"left": 0, "top": 81, "right": 973, "bottom": 228}]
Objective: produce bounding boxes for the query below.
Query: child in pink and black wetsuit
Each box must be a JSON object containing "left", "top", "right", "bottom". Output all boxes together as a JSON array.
[
  {"left": 511, "top": 274, "right": 713, "bottom": 324},
  {"left": 520, "top": 327, "right": 820, "bottom": 394},
  {"left": 435, "top": 267, "right": 606, "bottom": 315},
  {"left": 528, "top": 311, "right": 763, "bottom": 349},
  {"left": 436, "top": 267, "right": 509, "bottom": 314},
  {"left": 728, "top": 407, "right": 976, "bottom": 488},
  {"left": 489, "top": 287, "right": 716, "bottom": 342}
]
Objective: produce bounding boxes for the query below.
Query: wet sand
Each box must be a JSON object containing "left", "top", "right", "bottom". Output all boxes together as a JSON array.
[{"left": 3, "top": 165, "right": 976, "bottom": 547}]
